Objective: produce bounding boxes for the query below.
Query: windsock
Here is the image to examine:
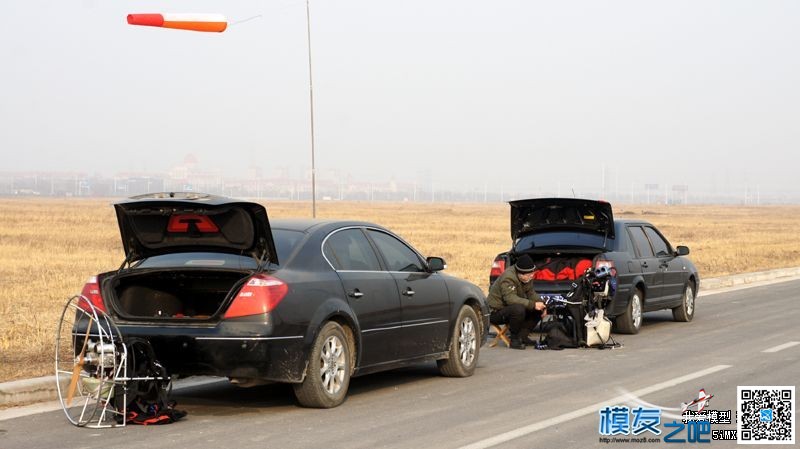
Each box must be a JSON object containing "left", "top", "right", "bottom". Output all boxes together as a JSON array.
[{"left": 127, "top": 13, "right": 227, "bottom": 33}]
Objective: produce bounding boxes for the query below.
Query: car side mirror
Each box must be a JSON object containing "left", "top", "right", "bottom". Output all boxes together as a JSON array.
[
  {"left": 676, "top": 245, "right": 690, "bottom": 256},
  {"left": 427, "top": 257, "right": 446, "bottom": 272}
]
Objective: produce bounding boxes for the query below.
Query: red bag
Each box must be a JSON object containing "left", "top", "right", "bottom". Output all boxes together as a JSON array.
[
  {"left": 556, "top": 267, "right": 575, "bottom": 280},
  {"left": 575, "top": 259, "right": 593, "bottom": 277}
]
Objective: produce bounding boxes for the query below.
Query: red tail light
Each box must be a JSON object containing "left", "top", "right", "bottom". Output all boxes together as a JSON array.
[
  {"left": 80, "top": 276, "right": 106, "bottom": 313},
  {"left": 490, "top": 258, "right": 506, "bottom": 278},
  {"left": 167, "top": 214, "right": 220, "bottom": 233},
  {"left": 224, "top": 274, "right": 288, "bottom": 319}
]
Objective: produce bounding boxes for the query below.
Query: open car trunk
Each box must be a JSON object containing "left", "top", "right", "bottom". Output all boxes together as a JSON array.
[
  {"left": 524, "top": 252, "right": 603, "bottom": 295},
  {"left": 107, "top": 269, "right": 250, "bottom": 320}
]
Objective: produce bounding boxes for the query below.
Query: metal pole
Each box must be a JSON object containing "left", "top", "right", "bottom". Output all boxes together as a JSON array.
[{"left": 306, "top": 0, "right": 317, "bottom": 217}]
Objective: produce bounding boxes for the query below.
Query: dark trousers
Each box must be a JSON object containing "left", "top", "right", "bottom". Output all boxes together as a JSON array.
[{"left": 490, "top": 304, "right": 543, "bottom": 338}]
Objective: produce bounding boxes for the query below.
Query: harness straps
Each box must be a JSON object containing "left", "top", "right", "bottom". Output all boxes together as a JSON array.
[
  {"left": 126, "top": 399, "right": 187, "bottom": 425},
  {"left": 119, "top": 338, "right": 187, "bottom": 425}
]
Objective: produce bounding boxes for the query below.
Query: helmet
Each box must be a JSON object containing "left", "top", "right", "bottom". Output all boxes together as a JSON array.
[{"left": 594, "top": 266, "right": 611, "bottom": 278}]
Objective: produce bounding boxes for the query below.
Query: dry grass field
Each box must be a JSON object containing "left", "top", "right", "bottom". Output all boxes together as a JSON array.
[{"left": 2, "top": 198, "right": 800, "bottom": 383}]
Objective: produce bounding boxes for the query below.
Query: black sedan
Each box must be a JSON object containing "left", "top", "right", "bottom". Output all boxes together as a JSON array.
[
  {"left": 489, "top": 198, "right": 700, "bottom": 334},
  {"left": 78, "top": 193, "right": 488, "bottom": 408}
]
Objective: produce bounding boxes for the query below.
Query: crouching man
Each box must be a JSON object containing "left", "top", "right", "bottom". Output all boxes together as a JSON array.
[{"left": 487, "top": 254, "right": 546, "bottom": 349}]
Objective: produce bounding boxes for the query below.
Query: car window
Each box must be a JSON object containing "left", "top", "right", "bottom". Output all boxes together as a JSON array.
[
  {"left": 323, "top": 229, "right": 382, "bottom": 271},
  {"left": 628, "top": 226, "right": 655, "bottom": 258},
  {"left": 515, "top": 231, "right": 611, "bottom": 251},
  {"left": 272, "top": 229, "right": 305, "bottom": 263},
  {"left": 367, "top": 230, "right": 425, "bottom": 272},
  {"left": 137, "top": 229, "right": 305, "bottom": 269},
  {"left": 644, "top": 227, "right": 671, "bottom": 257},
  {"left": 136, "top": 252, "right": 258, "bottom": 269}
]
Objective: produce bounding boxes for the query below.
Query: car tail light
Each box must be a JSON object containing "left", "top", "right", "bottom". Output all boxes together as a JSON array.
[
  {"left": 167, "top": 214, "right": 219, "bottom": 233},
  {"left": 224, "top": 274, "right": 288, "bottom": 319},
  {"left": 490, "top": 258, "right": 506, "bottom": 278},
  {"left": 80, "top": 276, "right": 106, "bottom": 313}
]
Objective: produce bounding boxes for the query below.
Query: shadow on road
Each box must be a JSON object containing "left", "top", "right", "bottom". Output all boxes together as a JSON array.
[{"left": 170, "top": 362, "right": 441, "bottom": 415}]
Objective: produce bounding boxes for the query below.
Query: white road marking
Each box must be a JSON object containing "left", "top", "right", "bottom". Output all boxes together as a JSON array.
[
  {"left": 762, "top": 341, "right": 800, "bottom": 353},
  {"left": 458, "top": 364, "right": 732, "bottom": 449}
]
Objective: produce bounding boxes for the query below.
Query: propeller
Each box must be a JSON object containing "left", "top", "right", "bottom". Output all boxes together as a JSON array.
[{"left": 65, "top": 316, "right": 93, "bottom": 405}]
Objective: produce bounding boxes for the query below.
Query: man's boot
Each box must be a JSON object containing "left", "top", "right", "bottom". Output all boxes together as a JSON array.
[
  {"left": 509, "top": 336, "right": 526, "bottom": 350},
  {"left": 519, "top": 329, "right": 537, "bottom": 346}
]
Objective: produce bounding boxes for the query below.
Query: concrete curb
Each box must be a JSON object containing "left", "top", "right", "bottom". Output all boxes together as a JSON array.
[
  {"left": 3, "top": 266, "right": 800, "bottom": 409},
  {"left": 0, "top": 375, "right": 69, "bottom": 408},
  {"left": 699, "top": 266, "right": 800, "bottom": 291}
]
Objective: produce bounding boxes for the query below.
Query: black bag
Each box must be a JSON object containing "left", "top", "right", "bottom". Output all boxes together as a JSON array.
[
  {"left": 542, "top": 321, "right": 572, "bottom": 350},
  {"left": 115, "top": 338, "right": 187, "bottom": 425},
  {"left": 540, "top": 316, "right": 578, "bottom": 350}
]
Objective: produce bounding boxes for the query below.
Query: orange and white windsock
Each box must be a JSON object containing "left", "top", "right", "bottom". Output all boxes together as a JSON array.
[{"left": 127, "top": 13, "right": 228, "bottom": 33}]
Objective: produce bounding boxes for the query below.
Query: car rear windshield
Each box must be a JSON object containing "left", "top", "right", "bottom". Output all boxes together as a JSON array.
[
  {"left": 136, "top": 229, "right": 305, "bottom": 268},
  {"left": 514, "top": 231, "right": 612, "bottom": 251}
]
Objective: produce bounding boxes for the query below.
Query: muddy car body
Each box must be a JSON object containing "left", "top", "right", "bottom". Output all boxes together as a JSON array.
[{"left": 80, "top": 193, "right": 489, "bottom": 407}]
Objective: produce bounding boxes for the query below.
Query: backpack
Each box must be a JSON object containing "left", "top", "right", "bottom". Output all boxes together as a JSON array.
[
  {"left": 115, "top": 338, "right": 187, "bottom": 425},
  {"left": 539, "top": 315, "right": 579, "bottom": 350}
]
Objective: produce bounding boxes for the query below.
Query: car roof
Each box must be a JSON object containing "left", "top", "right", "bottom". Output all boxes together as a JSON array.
[
  {"left": 270, "top": 218, "right": 384, "bottom": 233},
  {"left": 615, "top": 218, "right": 655, "bottom": 226}
]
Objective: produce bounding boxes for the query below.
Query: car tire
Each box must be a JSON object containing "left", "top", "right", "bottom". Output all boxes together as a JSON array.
[
  {"left": 293, "top": 321, "right": 351, "bottom": 408},
  {"left": 615, "top": 288, "right": 643, "bottom": 334},
  {"left": 437, "top": 305, "right": 479, "bottom": 377},
  {"left": 672, "top": 282, "right": 695, "bottom": 322}
]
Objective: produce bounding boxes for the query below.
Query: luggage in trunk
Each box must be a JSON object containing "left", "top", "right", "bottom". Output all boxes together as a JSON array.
[{"left": 532, "top": 256, "right": 595, "bottom": 281}]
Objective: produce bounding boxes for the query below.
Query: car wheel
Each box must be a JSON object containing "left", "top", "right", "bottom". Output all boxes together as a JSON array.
[
  {"left": 437, "top": 305, "right": 479, "bottom": 377},
  {"left": 615, "top": 288, "right": 643, "bottom": 334},
  {"left": 672, "top": 282, "right": 695, "bottom": 322},
  {"left": 293, "top": 321, "right": 351, "bottom": 408}
]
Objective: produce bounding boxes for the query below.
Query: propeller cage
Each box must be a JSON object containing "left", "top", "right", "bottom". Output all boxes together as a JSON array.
[{"left": 55, "top": 295, "right": 169, "bottom": 428}]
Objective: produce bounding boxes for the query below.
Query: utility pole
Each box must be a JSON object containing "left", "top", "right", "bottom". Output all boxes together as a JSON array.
[{"left": 305, "top": 0, "right": 317, "bottom": 218}]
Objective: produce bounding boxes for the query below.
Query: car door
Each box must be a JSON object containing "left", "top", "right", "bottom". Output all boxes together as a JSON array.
[
  {"left": 644, "top": 226, "right": 685, "bottom": 305},
  {"left": 627, "top": 225, "right": 663, "bottom": 303},
  {"left": 366, "top": 229, "right": 451, "bottom": 358},
  {"left": 323, "top": 228, "right": 402, "bottom": 367}
]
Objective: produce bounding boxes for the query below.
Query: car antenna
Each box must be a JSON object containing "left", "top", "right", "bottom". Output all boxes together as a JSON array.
[{"left": 571, "top": 188, "right": 576, "bottom": 198}]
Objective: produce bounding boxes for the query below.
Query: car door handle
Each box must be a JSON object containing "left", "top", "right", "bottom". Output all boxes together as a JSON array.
[
  {"left": 402, "top": 288, "right": 415, "bottom": 297},
  {"left": 348, "top": 289, "right": 364, "bottom": 298}
]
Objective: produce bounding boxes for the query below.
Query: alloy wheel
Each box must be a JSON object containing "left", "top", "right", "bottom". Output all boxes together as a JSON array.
[
  {"left": 632, "top": 294, "right": 642, "bottom": 330},
  {"left": 319, "top": 335, "right": 346, "bottom": 395},
  {"left": 458, "top": 317, "right": 477, "bottom": 366},
  {"left": 685, "top": 287, "right": 695, "bottom": 316}
]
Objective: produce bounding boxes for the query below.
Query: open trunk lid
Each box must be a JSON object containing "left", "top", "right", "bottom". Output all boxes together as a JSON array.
[
  {"left": 114, "top": 192, "right": 278, "bottom": 264},
  {"left": 509, "top": 198, "right": 614, "bottom": 241}
]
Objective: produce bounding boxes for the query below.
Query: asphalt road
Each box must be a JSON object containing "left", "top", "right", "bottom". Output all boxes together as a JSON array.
[{"left": 2, "top": 279, "right": 798, "bottom": 449}]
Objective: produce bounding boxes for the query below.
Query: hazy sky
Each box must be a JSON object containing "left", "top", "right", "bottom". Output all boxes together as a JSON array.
[{"left": 1, "top": 1, "right": 798, "bottom": 198}]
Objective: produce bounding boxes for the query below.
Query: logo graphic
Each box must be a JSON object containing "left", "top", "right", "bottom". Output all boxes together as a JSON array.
[
  {"left": 681, "top": 388, "right": 714, "bottom": 413},
  {"left": 597, "top": 387, "right": 738, "bottom": 444}
]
